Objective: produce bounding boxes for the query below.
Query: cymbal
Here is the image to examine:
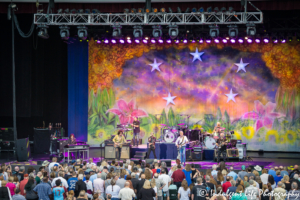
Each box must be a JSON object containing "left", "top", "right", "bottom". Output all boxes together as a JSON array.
[{"left": 177, "top": 123, "right": 185, "bottom": 126}]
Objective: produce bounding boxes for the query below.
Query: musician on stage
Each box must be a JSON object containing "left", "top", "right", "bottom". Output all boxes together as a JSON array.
[
  {"left": 113, "top": 130, "right": 126, "bottom": 160},
  {"left": 146, "top": 132, "right": 157, "bottom": 159},
  {"left": 175, "top": 131, "right": 189, "bottom": 165},
  {"left": 132, "top": 117, "right": 140, "bottom": 147},
  {"left": 68, "top": 134, "right": 77, "bottom": 144},
  {"left": 213, "top": 122, "right": 223, "bottom": 134},
  {"left": 216, "top": 133, "right": 228, "bottom": 163}
]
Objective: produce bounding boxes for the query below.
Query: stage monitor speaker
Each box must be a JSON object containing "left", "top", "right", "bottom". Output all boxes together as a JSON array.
[
  {"left": 16, "top": 138, "right": 31, "bottom": 161},
  {"left": 131, "top": 159, "right": 140, "bottom": 165},
  {"left": 160, "top": 159, "right": 171, "bottom": 167},
  {"left": 192, "top": 151, "right": 203, "bottom": 161},
  {"left": 214, "top": 150, "right": 227, "bottom": 161},
  {"left": 227, "top": 149, "right": 239, "bottom": 158},
  {"left": 121, "top": 146, "right": 130, "bottom": 159},
  {"left": 105, "top": 146, "right": 116, "bottom": 159},
  {"left": 146, "top": 159, "right": 155, "bottom": 164}
]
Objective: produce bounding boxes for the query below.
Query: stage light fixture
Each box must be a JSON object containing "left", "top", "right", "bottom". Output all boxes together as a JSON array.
[
  {"left": 77, "top": 9, "right": 84, "bottom": 14},
  {"left": 209, "top": 25, "right": 219, "bottom": 38},
  {"left": 160, "top": 8, "right": 166, "bottom": 13},
  {"left": 152, "top": 25, "right": 162, "bottom": 39},
  {"left": 112, "top": 23, "right": 122, "bottom": 38},
  {"left": 64, "top": 9, "right": 70, "bottom": 13},
  {"left": 77, "top": 26, "right": 88, "bottom": 41},
  {"left": 214, "top": 38, "right": 220, "bottom": 43},
  {"left": 59, "top": 26, "right": 70, "bottom": 40},
  {"left": 183, "top": 39, "right": 187, "bottom": 43},
  {"left": 143, "top": 39, "right": 148, "bottom": 44},
  {"left": 153, "top": 8, "right": 158, "bottom": 13},
  {"left": 185, "top": 8, "right": 190, "bottom": 13},
  {"left": 166, "top": 39, "right": 171, "bottom": 44},
  {"left": 280, "top": 36, "right": 286, "bottom": 43},
  {"left": 70, "top": 9, "right": 77, "bottom": 14},
  {"left": 255, "top": 36, "right": 261, "bottom": 43},
  {"left": 230, "top": 38, "right": 236, "bottom": 43},
  {"left": 191, "top": 7, "right": 197, "bottom": 13},
  {"left": 119, "top": 38, "right": 125, "bottom": 44},
  {"left": 222, "top": 38, "right": 227, "bottom": 43},
  {"left": 246, "top": 23, "right": 256, "bottom": 36},
  {"left": 135, "top": 39, "right": 140, "bottom": 43},
  {"left": 228, "top": 25, "right": 238, "bottom": 38},
  {"left": 247, "top": 37, "right": 253, "bottom": 43},
  {"left": 207, "top": 7, "right": 212, "bottom": 13},
  {"left": 133, "top": 25, "right": 143, "bottom": 40},
  {"left": 177, "top": 7, "right": 182, "bottom": 13},
  {"left": 151, "top": 38, "right": 156, "bottom": 43},
  {"left": 58, "top": 9, "right": 63, "bottom": 14},
  {"left": 124, "top": 8, "right": 129, "bottom": 13},
  {"left": 238, "top": 38, "right": 244, "bottom": 43},
  {"left": 111, "top": 39, "right": 116, "bottom": 44},
  {"left": 263, "top": 35, "right": 269, "bottom": 43},
  {"left": 104, "top": 39, "right": 109, "bottom": 44},
  {"left": 221, "top": 7, "right": 226, "bottom": 12},
  {"left": 168, "top": 8, "right": 173, "bottom": 13},
  {"left": 37, "top": 24, "right": 49, "bottom": 39},
  {"left": 287, "top": 34, "right": 293, "bottom": 42},
  {"left": 158, "top": 39, "right": 164, "bottom": 43},
  {"left": 272, "top": 35, "right": 278, "bottom": 43},
  {"left": 168, "top": 23, "right": 178, "bottom": 40},
  {"left": 205, "top": 36, "right": 212, "bottom": 44},
  {"left": 214, "top": 7, "right": 219, "bottom": 13},
  {"left": 138, "top": 8, "right": 143, "bottom": 13},
  {"left": 175, "top": 39, "right": 179, "bottom": 44},
  {"left": 92, "top": 9, "right": 100, "bottom": 14},
  {"left": 131, "top": 8, "right": 137, "bottom": 13},
  {"left": 85, "top": 9, "right": 90, "bottom": 14},
  {"left": 145, "top": 8, "right": 150, "bottom": 13},
  {"left": 127, "top": 39, "right": 132, "bottom": 44},
  {"left": 199, "top": 7, "right": 204, "bottom": 13}
]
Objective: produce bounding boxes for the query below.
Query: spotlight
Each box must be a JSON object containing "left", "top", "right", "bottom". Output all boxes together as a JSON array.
[
  {"left": 158, "top": 39, "right": 163, "bottom": 43},
  {"left": 111, "top": 39, "right": 116, "bottom": 44},
  {"left": 246, "top": 23, "right": 256, "bottom": 36},
  {"left": 175, "top": 39, "right": 179, "bottom": 44},
  {"left": 37, "top": 24, "right": 49, "bottom": 39},
  {"left": 230, "top": 38, "right": 236, "bottom": 43},
  {"left": 151, "top": 38, "right": 156, "bottom": 43},
  {"left": 127, "top": 39, "right": 132, "bottom": 44},
  {"left": 85, "top": 9, "right": 90, "bottom": 14},
  {"left": 247, "top": 38, "right": 253, "bottom": 43},
  {"left": 143, "top": 39, "right": 148, "bottom": 44},
  {"left": 166, "top": 39, "right": 171, "bottom": 44},
  {"left": 272, "top": 35, "right": 278, "bottom": 43},
  {"left": 185, "top": 8, "right": 190, "bottom": 13},
  {"left": 131, "top": 8, "right": 137, "bottom": 13},
  {"left": 133, "top": 25, "right": 143, "bottom": 40},
  {"left": 104, "top": 39, "right": 109, "bottom": 44},
  {"left": 145, "top": 8, "right": 150, "bottom": 13},
  {"left": 222, "top": 38, "right": 227, "bottom": 43},
  {"left": 183, "top": 39, "right": 187, "bottom": 43},
  {"left": 112, "top": 23, "right": 122, "bottom": 38},
  {"left": 228, "top": 7, "right": 234, "bottom": 12},
  {"left": 168, "top": 23, "right": 178, "bottom": 40},
  {"left": 199, "top": 7, "right": 204, "bottom": 13},
  {"left": 238, "top": 38, "right": 244, "bottom": 43},
  {"left": 255, "top": 36, "right": 261, "bottom": 43},
  {"left": 228, "top": 25, "right": 238, "bottom": 38},
  {"left": 152, "top": 25, "right": 162, "bottom": 39},
  {"left": 77, "top": 26, "right": 88, "bottom": 41},
  {"left": 135, "top": 39, "right": 140, "bottom": 43},
  {"left": 205, "top": 36, "right": 212, "bottom": 43},
  {"left": 124, "top": 8, "right": 129, "bottom": 13},
  {"left": 92, "top": 9, "right": 100, "bottom": 14},
  {"left": 153, "top": 8, "right": 158, "bottom": 13},
  {"left": 160, "top": 8, "right": 166, "bottom": 13},
  {"left": 199, "top": 38, "right": 204, "bottom": 43},
  {"left": 209, "top": 25, "right": 219, "bottom": 38},
  {"left": 138, "top": 8, "right": 143, "bottom": 13},
  {"left": 64, "top": 9, "right": 69, "bottom": 13},
  {"left": 177, "top": 7, "right": 182, "bottom": 13},
  {"left": 214, "top": 38, "right": 220, "bottom": 43},
  {"left": 207, "top": 7, "right": 212, "bottom": 13},
  {"left": 59, "top": 26, "right": 70, "bottom": 40},
  {"left": 263, "top": 35, "right": 269, "bottom": 43},
  {"left": 168, "top": 8, "right": 173, "bottom": 13},
  {"left": 220, "top": 7, "right": 226, "bottom": 12},
  {"left": 280, "top": 37, "right": 286, "bottom": 43},
  {"left": 78, "top": 9, "right": 84, "bottom": 14},
  {"left": 119, "top": 38, "right": 125, "bottom": 44},
  {"left": 57, "top": 9, "right": 63, "bottom": 14},
  {"left": 97, "top": 40, "right": 101, "bottom": 44},
  {"left": 214, "top": 7, "right": 219, "bottom": 13},
  {"left": 191, "top": 7, "right": 197, "bottom": 13}
]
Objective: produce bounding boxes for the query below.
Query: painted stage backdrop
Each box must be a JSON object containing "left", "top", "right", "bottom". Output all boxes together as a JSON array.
[{"left": 88, "top": 40, "right": 300, "bottom": 151}]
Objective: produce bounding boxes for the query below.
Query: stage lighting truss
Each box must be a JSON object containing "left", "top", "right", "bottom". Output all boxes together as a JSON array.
[
  {"left": 59, "top": 26, "right": 70, "bottom": 40},
  {"left": 77, "top": 25, "right": 88, "bottom": 41},
  {"left": 133, "top": 25, "right": 143, "bottom": 40},
  {"left": 168, "top": 23, "right": 178, "bottom": 39},
  {"left": 209, "top": 24, "right": 219, "bottom": 38},
  {"left": 152, "top": 25, "right": 162, "bottom": 39},
  {"left": 37, "top": 24, "right": 49, "bottom": 39},
  {"left": 112, "top": 23, "right": 122, "bottom": 38},
  {"left": 34, "top": 12, "right": 263, "bottom": 26}
]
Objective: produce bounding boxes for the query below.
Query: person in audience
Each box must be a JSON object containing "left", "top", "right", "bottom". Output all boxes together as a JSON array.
[
  {"left": 210, "top": 187, "right": 226, "bottom": 200},
  {"left": 243, "top": 176, "right": 250, "bottom": 188},
  {"left": 255, "top": 176, "right": 262, "bottom": 189},
  {"left": 273, "top": 181, "right": 286, "bottom": 200},
  {"left": 172, "top": 165, "right": 186, "bottom": 189},
  {"left": 94, "top": 173, "right": 104, "bottom": 197},
  {"left": 282, "top": 175, "right": 291, "bottom": 191},
  {"left": 280, "top": 166, "right": 289, "bottom": 178},
  {"left": 138, "top": 180, "right": 155, "bottom": 200},
  {"left": 19, "top": 174, "right": 29, "bottom": 196},
  {"left": 104, "top": 173, "right": 112, "bottom": 190},
  {"left": 245, "top": 167, "right": 256, "bottom": 180},
  {"left": 125, "top": 175, "right": 134, "bottom": 189},
  {"left": 260, "top": 169, "right": 269, "bottom": 185},
  {"left": 118, "top": 181, "right": 135, "bottom": 200},
  {"left": 268, "top": 168, "right": 276, "bottom": 178},
  {"left": 168, "top": 165, "right": 177, "bottom": 177},
  {"left": 245, "top": 180, "right": 259, "bottom": 200},
  {"left": 24, "top": 177, "right": 38, "bottom": 200},
  {"left": 131, "top": 172, "right": 139, "bottom": 194},
  {"left": 53, "top": 179, "right": 65, "bottom": 200},
  {"left": 12, "top": 188, "right": 26, "bottom": 200},
  {"left": 226, "top": 180, "right": 237, "bottom": 199},
  {"left": 7, "top": 176, "right": 17, "bottom": 196},
  {"left": 216, "top": 171, "right": 224, "bottom": 185},
  {"left": 153, "top": 173, "right": 165, "bottom": 200},
  {"left": 211, "top": 165, "right": 218, "bottom": 176},
  {"left": 75, "top": 174, "right": 87, "bottom": 198},
  {"left": 261, "top": 183, "right": 272, "bottom": 200},
  {"left": 274, "top": 170, "right": 283, "bottom": 185},
  {"left": 13, "top": 175, "right": 20, "bottom": 188},
  {"left": 227, "top": 167, "right": 237, "bottom": 181},
  {"left": 268, "top": 175, "right": 276, "bottom": 189},
  {"left": 77, "top": 190, "right": 88, "bottom": 200},
  {"left": 158, "top": 168, "right": 171, "bottom": 200},
  {"left": 231, "top": 185, "right": 247, "bottom": 200},
  {"left": 182, "top": 164, "right": 192, "bottom": 186},
  {"left": 49, "top": 157, "right": 59, "bottom": 173},
  {"left": 137, "top": 174, "right": 146, "bottom": 196},
  {"left": 191, "top": 177, "right": 207, "bottom": 200},
  {"left": 116, "top": 173, "right": 127, "bottom": 189},
  {"left": 238, "top": 165, "right": 248, "bottom": 181},
  {"left": 65, "top": 190, "right": 76, "bottom": 200},
  {"left": 0, "top": 180, "right": 9, "bottom": 199},
  {"left": 222, "top": 176, "right": 232, "bottom": 193},
  {"left": 68, "top": 171, "right": 78, "bottom": 192},
  {"left": 52, "top": 171, "right": 69, "bottom": 189},
  {"left": 287, "top": 182, "right": 300, "bottom": 200},
  {"left": 290, "top": 174, "right": 300, "bottom": 189},
  {"left": 84, "top": 174, "right": 93, "bottom": 199},
  {"left": 178, "top": 180, "right": 190, "bottom": 200},
  {"left": 106, "top": 179, "right": 121, "bottom": 200},
  {"left": 33, "top": 177, "right": 52, "bottom": 200},
  {"left": 150, "top": 179, "right": 157, "bottom": 200}
]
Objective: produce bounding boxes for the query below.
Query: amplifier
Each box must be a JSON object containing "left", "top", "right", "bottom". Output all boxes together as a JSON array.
[
  {"left": 194, "top": 146, "right": 202, "bottom": 152},
  {"left": 0, "top": 141, "right": 15, "bottom": 150},
  {"left": 0, "top": 128, "right": 14, "bottom": 141},
  {"left": 105, "top": 146, "right": 115, "bottom": 159},
  {"left": 105, "top": 145, "right": 130, "bottom": 159},
  {"left": 58, "top": 139, "right": 69, "bottom": 153},
  {"left": 227, "top": 149, "right": 239, "bottom": 158},
  {"left": 192, "top": 151, "right": 203, "bottom": 161}
]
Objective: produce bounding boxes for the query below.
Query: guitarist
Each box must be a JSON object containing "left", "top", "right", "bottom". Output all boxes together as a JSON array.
[
  {"left": 132, "top": 117, "right": 140, "bottom": 147},
  {"left": 146, "top": 132, "right": 157, "bottom": 159},
  {"left": 216, "top": 133, "right": 228, "bottom": 163},
  {"left": 175, "top": 131, "right": 189, "bottom": 165},
  {"left": 113, "top": 130, "right": 127, "bottom": 160}
]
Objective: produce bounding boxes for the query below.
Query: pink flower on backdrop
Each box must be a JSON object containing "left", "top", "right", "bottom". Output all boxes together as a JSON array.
[
  {"left": 243, "top": 100, "right": 285, "bottom": 131},
  {"left": 107, "top": 99, "right": 148, "bottom": 124}
]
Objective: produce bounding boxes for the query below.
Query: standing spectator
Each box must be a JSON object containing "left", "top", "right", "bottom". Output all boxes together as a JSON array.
[
  {"left": 75, "top": 174, "right": 87, "bottom": 197},
  {"left": 125, "top": 175, "right": 134, "bottom": 189},
  {"left": 216, "top": 171, "right": 224, "bottom": 185},
  {"left": 182, "top": 164, "right": 192, "bottom": 186},
  {"left": 191, "top": 177, "right": 206, "bottom": 200},
  {"left": 53, "top": 179, "right": 65, "bottom": 200},
  {"left": 246, "top": 167, "right": 256, "bottom": 180},
  {"left": 77, "top": 190, "right": 88, "bottom": 200},
  {"left": 104, "top": 174, "right": 112, "bottom": 190},
  {"left": 211, "top": 165, "right": 218, "bottom": 176},
  {"left": 0, "top": 180, "right": 9, "bottom": 199},
  {"left": 280, "top": 166, "right": 289, "bottom": 178},
  {"left": 131, "top": 172, "right": 139, "bottom": 194},
  {"left": 33, "top": 177, "right": 52, "bottom": 200},
  {"left": 19, "top": 174, "right": 29, "bottom": 196},
  {"left": 238, "top": 165, "right": 248, "bottom": 181},
  {"left": 290, "top": 174, "right": 300, "bottom": 189},
  {"left": 178, "top": 180, "right": 190, "bottom": 200},
  {"left": 226, "top": 180, "right": 237, "bottom": 199},
  {"left": 288, "top": 182, "right": 300, "bottom": 200},
  {"left": 282, "top": 175, "right": 291, "bottom": 191},
  {"left": 243, "top": 176, "right": 250, "bottom": 188},
  {"left": 260, "top": 169, "right": 269, "bottom": 184},
  {"left": 13, "top": 175, "right": 20, "bottom": 188},
  {"left": 254, "top": 165, "right": 262, "bottom": 176},
  {"left": 158, "top": 169, "right": 171, "bottom": 200},
  {"left": 137, "top": 174, "right": 146, "bottom": 196},
  {"left": 153, "top": 173, "right": 165, "bottom": 200},
  {"left": 245, "top": 180, "right": 259, "bottom": 200},
  {"left": 274, "top": 171, "right": 282, "bottom": 185},
  {"left": 168, "top": 165, "right": 177, "bottom": 177},
  {"left": 150, "top": 179, "right": 157, "bottom": 200},
  {"left": 227, "top": 167, "right": 238, "bottom": 181},
  {"left": 68, "top": 171, "right": 78, "bottom": 191},
  {"left": 116, "top": 174, "right": 127, "bottom": 189},
  {"left": 7, "top": 176, "right": 17, "bottom": 196},
  {"left": 94, "top": 173, "right": 105, "bottom": 197},
  {"left": 231, "top": 185, "right": 247, "bottom": 200},
  {"left": 268, "top": 168, "right": 276, "bottom": 178},
  {"left": 222, "top": 176, "right": 232, "bottom": 193},
  {"left": 289, "top": 165, "right": 299, "bottom": 178},
  {"left": 66, "top": 190, "right": 76, "bottom": 200},
  {"left": 255, "top": 176, "right": 263, "bottom": 189},
  {"left": 24, "top": 177, "right": 38, "bottom": 200},
  {"left": 171, "top": 165, "right": 186, "bottom": 189},
  {"left": 106, "top": 179, "right": 121, "bottom": 200},
  {"left": 268, "top": 175, "right": 276, "bottom": 189},
  {"left": 12, "top": 188, "right": 26, "bottom": 200},
  {"left": 49, "top": 157, "right": 59, "bottom": 173},
  {"left": 204, "top": 176, "right": 215, "bottom": 197},
  {"left": 138, "top": 180, "right": 156, "bottom": 200},
  {"left": 118, "top": 181, "right": 135, "bottom": 200},
  {"left": 273, "top": 182, "right": 286, "bottom": 200},
  {"left": 52, "top": 171, "right": 69, "bottom": 189},
  {"left": 85, "top": 175, "right": 94, "bottom": 200},
  {"left": 261, "top": 183, "right": 273, "bottom": 200},
  {"left": 35, "top": 172, "right": 42, "bottom": 185}
]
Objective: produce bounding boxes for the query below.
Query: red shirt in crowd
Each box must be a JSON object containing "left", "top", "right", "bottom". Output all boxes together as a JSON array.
[
  {"left": 19, "top": 179, "right": 28, "bottom": 196},
  {"left": 171, "top": 170, "right": 186, "bottom": 182},
  {"left": 222, "top": 181, "right": 232, "bottom": 193}
]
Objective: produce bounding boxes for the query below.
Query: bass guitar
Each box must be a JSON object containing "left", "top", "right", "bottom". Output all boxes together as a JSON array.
[{"left": 114, "top": 141, "right": 128, "bottom": 148}]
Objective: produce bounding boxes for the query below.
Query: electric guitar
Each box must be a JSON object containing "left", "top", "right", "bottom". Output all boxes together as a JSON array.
[
  {"left": 148, "top": 137, "right": 156, "bottom": 149},
  {"left": 114, "top": 141, "right": 129, "bottom": 148},
  {"left": 177, "top": 137, "right": 187, "bottom": 149},
  {"left": 216, "top": 139, "right": 228, "bottom": 149}
]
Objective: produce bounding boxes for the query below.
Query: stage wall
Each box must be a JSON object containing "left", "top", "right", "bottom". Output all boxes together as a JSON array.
[{"left": 86, "top": 40, "right": 300, "bottom": 152}]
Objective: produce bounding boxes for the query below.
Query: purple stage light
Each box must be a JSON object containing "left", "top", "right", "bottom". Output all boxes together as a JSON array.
[
  {"left": 238, "top": 39, "right": 243, "bottom": 43},
  {"left": 135, "top": 39, "right": 140, "bottom": 43},
  {"left": 191, "top": 40, "right": 196, "bottom": 43},
  {"left": 111, "top": 39, "right": 116, "bottom": 44},
  {"left": 230, "top": 38, "right": 236, "bottom": 43},
  {"left": 199, "top": 39, "right": 204, "bottom": 43},
  {"left": 127, "top": 39, "right": 132, "bottom": 44},
  {"left": 183, "top": 39, "right": 187, "bottom": 43},
  {"left": 97, "top": 40, "right": 101, "bottom": 44},
  {"left": 151, "top": 39, "right": 156, "bottom": 43},
  {"left": 255, "top": 39, "right": 260, "bottom": 43},
  {"left": 273, "top": 39, "right": 278, "bottom": 44},
  {"left": 214, "top": 39, "right": 220, "bottom": 43},
  {"left": 104, "top": 39, "right": 109, "bottom": 44},
  {"left": 263, "top": 38, "right": 269, "bottom": 43},
  {"left": 166, "top": 39, "right": 171, "bottom": 44},
  {"left": 247, "top": 38, "right": 253, "bottom": 43},
  {"left": 206, "top": 39, "right": 211, "bottom": 44},
  {"left": 143, "top": 39, "right": 148, "bottom": 44},
  {"left": 120, "top": 39, "right": 125, "bottom": 44},
  {"left": 281, "top": 39, "right": 286, "bottom": 43},
  {"left": 175, "top": 40, "right": 179, "bottom": 44},
  {"left": 222, "top": 39, "right": 227, "bottom": 43},
  {"left": 158, "top": 39, "right": 163, "bottom": 43}
]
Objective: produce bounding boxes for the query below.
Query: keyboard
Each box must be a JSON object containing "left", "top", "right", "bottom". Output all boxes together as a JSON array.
[{"left": 65, "top": 144, "right": 90, "bottom": 149}]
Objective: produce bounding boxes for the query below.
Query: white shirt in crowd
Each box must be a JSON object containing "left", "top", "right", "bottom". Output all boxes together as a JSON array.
[
  {"left": 84, "top": 180, "right": 94, "bottom": 199},
  {"left": 260, "top": 173, "right": 269, "bottom": 185},
  {"left": 175, "top": 136, "right": 189, "bottom": 146},
  {"left": 48, "top": 162, "right": 59, "bottom": 173},
  {"left": 118, "top": 187, "right": 136, "bottom": 200},
  {"left": 51, "top": 177, "right": 68, "bottom": 188},
  {"left": 178, "top": 187, "right": 190, "bottom": 200},
  {"left": 106, "top": 185, "right": 121, "bottom": 198},
  {"left": 153, "top": 186, "right": 157, "bottom": 200},
  {"left": 159, "top": 174, "right": 171, "bottom": 192}
]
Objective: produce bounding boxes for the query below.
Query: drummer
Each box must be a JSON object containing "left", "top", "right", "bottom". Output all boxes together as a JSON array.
[{"left": 213, "top": 122, "right": 224, "bottom": 134}]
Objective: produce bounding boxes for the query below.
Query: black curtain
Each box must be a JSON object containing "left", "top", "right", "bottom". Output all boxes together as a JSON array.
[{"left": 0, "top": 14, "right": 68, "bottom": 141}]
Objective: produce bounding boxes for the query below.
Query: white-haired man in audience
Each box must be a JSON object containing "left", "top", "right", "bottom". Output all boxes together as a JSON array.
[
  {"left": 211, "top": 164, "right": 218, "bottom": 176},
  {"left": 118, "top": 181, "right": 135, "bottom": 200},
  {"left": 245, "top": 179, "right": 259, "bottom": 200},
  {"left": 288, "top": 182, "right": 300, "bottom": 200},
  {"left": 274, "top": 181, "right": 287, "bottom": 200},
  {"left": 51, "top": 171, "right": 68, "bottom": 189}
]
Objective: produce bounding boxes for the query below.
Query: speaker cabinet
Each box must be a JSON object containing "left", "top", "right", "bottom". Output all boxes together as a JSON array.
[
  {"left": 120, "top": 146, "right": 130, "bottom": 159},
  {"left": 16, "top": 138, "right": 31, "bottom": 161},
  {"left": 192, "top": 151, "right": 203, "bottom": 161},
  {"left": 105, "top": 146, "right": 116, "bottom": 159},
  {"left": 227, "top": 149, "right": 239, "bottom": 158},
  {"left": 58, "top": 139, "right": 69, "bottom": 153}
]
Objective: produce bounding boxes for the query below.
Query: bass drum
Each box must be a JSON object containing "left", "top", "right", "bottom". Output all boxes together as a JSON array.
[
  {"left": 163, "top": 129, "right": 177, "bottom": 143},
  {"left": 205, "top": 137, "right": 216, "bottom": 149}
]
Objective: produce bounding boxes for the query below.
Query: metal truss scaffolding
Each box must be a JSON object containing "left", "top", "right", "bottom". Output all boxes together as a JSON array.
[{"left": 34, "top": 12, "right": 263, "bottom": 25}]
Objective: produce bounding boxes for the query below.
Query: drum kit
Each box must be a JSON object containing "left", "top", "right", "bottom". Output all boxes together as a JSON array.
[{"left": 116, "top": 124, "right": 132, "bottom": 138}]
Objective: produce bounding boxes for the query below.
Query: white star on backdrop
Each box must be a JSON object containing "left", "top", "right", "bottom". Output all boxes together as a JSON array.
[
  {"left": 149, "top": 58, "right": 162, "bottom": 72},
  {"left": 163, "top": 92, "right": 177, "bottom": 106},
  {"left": 190, "top": 48, "right": 205, "bottom": 62},
  {"left": 225, "top": 89, "right": 238, "bottom": 103},
  {"left": 234, "top": 58, "right": 249, "bottom": 73}
]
